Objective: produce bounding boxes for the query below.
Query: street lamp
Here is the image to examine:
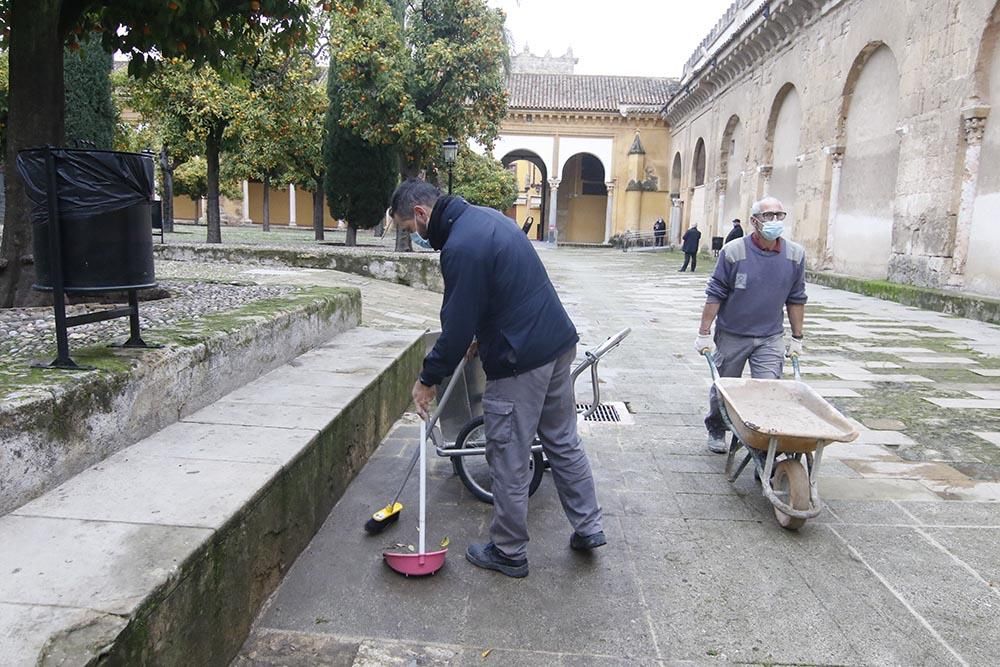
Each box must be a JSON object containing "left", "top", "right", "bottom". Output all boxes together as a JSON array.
[{"left": 442, "top": 136, "right": 458, "bottom": 194}]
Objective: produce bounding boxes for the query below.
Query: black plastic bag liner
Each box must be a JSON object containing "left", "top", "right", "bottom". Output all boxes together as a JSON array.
[
  {"left": 16, "top": 147, "right": 154, "bottom": 222},
  {"left": 14, "top": 147, "right": 157, "bottom": 292}
]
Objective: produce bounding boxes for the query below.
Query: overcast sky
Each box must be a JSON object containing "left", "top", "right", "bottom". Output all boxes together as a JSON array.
[{"left": 489, "top": 0, "right": 736, "bottom": 78}]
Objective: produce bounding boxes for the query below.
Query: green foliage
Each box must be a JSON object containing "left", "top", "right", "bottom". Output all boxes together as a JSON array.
[
  {"left": 63, "top": 35, "right": 116, "bottom": 148},
  {"left": 328, "top": 0, "right": 509, "bottom": 172},
  {"left": 173, "top": 155, "right": 239, "bottom": 200},
  {"left": 449, "top": 148, "right": 517, "bottom": 211}
]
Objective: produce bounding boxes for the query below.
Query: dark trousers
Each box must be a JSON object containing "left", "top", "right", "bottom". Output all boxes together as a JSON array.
[
  {"left": 654, "top": 235, "right": 664, "bottom": 247},
  {"left": 680, "top": 252, "right": 697, "bottom": 271}
]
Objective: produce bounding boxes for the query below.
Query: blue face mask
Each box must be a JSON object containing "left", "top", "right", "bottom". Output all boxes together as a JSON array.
[
  {"left": 411, "top": 231, "right": 433, "bottom": 249},
  {"left": 760, "top": 221, "right": 784, "bottom": 241}
]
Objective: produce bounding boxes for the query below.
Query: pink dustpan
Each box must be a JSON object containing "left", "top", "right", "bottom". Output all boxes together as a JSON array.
[
  {"left": 383, "top": 547, "right": 448, "bottom": 576},
  {"left": 383, "top": 419, "right": 448, "bottom": 577}
]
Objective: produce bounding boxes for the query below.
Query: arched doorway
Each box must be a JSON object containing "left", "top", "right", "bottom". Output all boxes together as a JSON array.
[
  {"left": 557, "top": 152, "right": 608, "bottom": 243},
  {"left": 670, "top": 152, "right": 683, "bottom": 243},
  {"left": 764, "top": 83, "right": 802, "bottom": 232},
  {"left": 719, "top": 115, "right": 744, "bottom": 239},
  {"left": 500, "top": 150, "right": 548, "bottom": 241},
  {"left": 965, "top": 4, "right": 1000, "bottom": 294},
  {"left": 832, "top": 44, "right": 900, "bottom": 278},
  {"left": 689, "top": 138, "right": 708, "bottom": 238}
]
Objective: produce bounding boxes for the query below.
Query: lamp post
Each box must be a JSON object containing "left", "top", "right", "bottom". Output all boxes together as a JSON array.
[{"left": 442, "top": 136, "right": 458, "bottom": 194}]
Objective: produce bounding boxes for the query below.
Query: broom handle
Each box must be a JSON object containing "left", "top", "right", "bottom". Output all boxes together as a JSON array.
[{"left": 418, "top": 418, "right": 426, "bottom": 558}]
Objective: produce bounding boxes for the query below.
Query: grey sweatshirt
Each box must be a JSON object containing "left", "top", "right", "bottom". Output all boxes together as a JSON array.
[{"left": 705, "top": 236, "right": 808, "bottom": 338}]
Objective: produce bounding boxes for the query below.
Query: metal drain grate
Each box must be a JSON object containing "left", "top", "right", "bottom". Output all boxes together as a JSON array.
[{"left": 577, "top": 402, "right": 622, "bottom": 423}]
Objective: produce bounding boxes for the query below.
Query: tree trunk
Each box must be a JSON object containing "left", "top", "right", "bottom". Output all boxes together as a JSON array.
[
  {"left": 158, "top": 147, "right": 175, "bottom": 233},
  {"left": 346, "top": 225, "right": 358, "bottom": 247},
  {"left": 395, "top": 162, "right": 421, "bottom": 252},
  {"left": 262, "top": 175, "right": 270, "bottom": 232},
  {"left": 0, "top": 0, "right": 64, "bottom": 307},
  {"left": 312, "top": 180, "right": 325, "bottom": 241},
  {"left": 205, "top": 128, "right": 222, "bottom": 243}
]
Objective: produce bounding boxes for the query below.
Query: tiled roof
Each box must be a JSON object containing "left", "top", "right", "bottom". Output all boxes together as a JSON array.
[{"left": 506, "top": 73, "right": 678, "bottom": 113}]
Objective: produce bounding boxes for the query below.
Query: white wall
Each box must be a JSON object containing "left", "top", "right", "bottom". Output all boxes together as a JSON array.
[
  {"left": 770, "top": 87, "right": 801, "bottom": 235},
  {"left": 967, "top": 34, "right": 1000, "bottom": 295}
]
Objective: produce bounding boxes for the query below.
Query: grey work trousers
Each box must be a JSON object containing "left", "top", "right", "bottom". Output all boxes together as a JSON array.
[
  {"left": 482, "top": 345, "right": 603, "bottom": 559},
  {"left": 705, "top": 329, "right": 785, "bottom": 438}
]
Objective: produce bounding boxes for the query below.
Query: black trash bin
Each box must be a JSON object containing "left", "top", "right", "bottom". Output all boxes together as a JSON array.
[
  {"left": 15, "top": 146, "right": 159, "bottom": 368},
  {"left": 711, "top": 235, "right": 724, "bottom": 257},
  {"left": 17, "top": 147, "right": 157, "bottom": 292}
]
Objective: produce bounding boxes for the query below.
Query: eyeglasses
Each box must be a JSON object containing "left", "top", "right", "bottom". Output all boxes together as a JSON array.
[{"left": 756, "top": 211, "right": 787, "bottom": 222}]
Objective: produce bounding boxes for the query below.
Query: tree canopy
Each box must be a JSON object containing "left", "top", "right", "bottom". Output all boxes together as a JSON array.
[{"left": 63, "top": 35, "right": 115, "bottom": 148}]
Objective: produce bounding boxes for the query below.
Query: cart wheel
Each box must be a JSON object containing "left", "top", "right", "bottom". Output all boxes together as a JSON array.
[
  {"left": 772, "top": 459, "right": 810, "bottom": 531},
  {"left": 451, "top": 416, "right": 545, "bottom": 504}
]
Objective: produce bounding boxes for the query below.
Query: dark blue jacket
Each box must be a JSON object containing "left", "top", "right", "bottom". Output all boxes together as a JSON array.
[
  {"left": 682, "top": 227, "right": 702, "bottom": 253},
  {"left": 419, "top": 196, "right": 578, "bottom": 386}
]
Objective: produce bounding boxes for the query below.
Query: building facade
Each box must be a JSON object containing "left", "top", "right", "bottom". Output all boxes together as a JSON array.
[{"left": 665, "top": 0, "right": 1000, "bottom": 297}]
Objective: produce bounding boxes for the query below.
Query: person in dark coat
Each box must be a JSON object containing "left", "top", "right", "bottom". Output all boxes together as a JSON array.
[
  {"left": 653, "top": 217, "right": 666, "bottom": 246},
  {"left": 679, "top": 225, "right": 702, "bottom": 271},
  {"left": 389, "top": 178, "right": 606, "bottom": 578},
  {"left": 725, "top": 218, "right": 744, "bottom": 244}
]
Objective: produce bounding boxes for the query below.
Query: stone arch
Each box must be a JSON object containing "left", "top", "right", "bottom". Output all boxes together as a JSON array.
[
  {"left": 500, "top": 148, "right": 549, "bottom": 241},
  {"left": 965, "top": 3, "right": 1000, "bottom": 294},
  {"left": 692, "top": 138, "right": 707, "bottom": 186},
  {"left": 831, "top": 43, "right": 901, "bottom": 278},
  {"left": 763, "top": 83, "right": 801, "bottom": 220},
  {"left": 719, "top": 115, "right": 744, "bottom": 236},
  {"left": 557, "top": 152, "right": 608, "bottom": 244},
  {"left": 670, "top": 152, "right": 682, "bottom": 197}
]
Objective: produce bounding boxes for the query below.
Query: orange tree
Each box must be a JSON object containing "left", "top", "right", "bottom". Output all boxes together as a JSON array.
[
  {"left": 0, "top": 0, "right": 315, "bottom": 306},
  {"left": 326, "top": 0, "right": 508, "bottom": 250}
]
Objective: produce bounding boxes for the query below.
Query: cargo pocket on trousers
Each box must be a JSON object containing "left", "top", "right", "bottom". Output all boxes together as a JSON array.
[{"left": 483, "top": 398, "right": 515, "bottom": 444}]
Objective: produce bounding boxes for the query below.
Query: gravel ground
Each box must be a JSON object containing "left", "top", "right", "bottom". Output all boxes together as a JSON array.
[{"left": 0, "top": 280, "right": 297, "bottom": 365}]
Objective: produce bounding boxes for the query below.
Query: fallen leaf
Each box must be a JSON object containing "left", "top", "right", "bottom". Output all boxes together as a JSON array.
[
  {"left": 407, "top": 544, "right": 415, "bottom": 552},
  {"left": 440, "top": 536, "right": 450, "bottom": 548},
  {"left": 481, "top": 648, "right": 492, "bottom": 659}
]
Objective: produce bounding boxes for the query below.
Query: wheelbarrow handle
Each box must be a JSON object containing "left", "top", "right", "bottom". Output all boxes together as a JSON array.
[
  {"left": 425, "top": 355, "right": 468, "bottom": 434},
  {"left": 703, "top": 349, "right": 801, "bottom": 381}
]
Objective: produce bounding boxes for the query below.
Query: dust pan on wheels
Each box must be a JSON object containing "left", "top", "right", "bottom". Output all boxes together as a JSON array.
[{"left": 383, "top": 419, "right": 447, "bottom": 576}]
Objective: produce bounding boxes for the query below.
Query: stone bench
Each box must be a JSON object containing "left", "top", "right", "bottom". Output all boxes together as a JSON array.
[{"left": 0, "top": 327, "right": 424, "bottom": 665}]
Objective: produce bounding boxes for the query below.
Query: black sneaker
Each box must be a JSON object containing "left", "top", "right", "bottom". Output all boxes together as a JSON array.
[
  {"left": 570, "top": 530, "right": 607, "bottom": 551},
  {"left": 465, "top": 542, "right": 528, "bottom": 578}
]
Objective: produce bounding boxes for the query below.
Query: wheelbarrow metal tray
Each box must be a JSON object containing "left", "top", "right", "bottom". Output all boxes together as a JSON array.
[{"left": 715, "top": 378, "right": 859, "bottom": 453}]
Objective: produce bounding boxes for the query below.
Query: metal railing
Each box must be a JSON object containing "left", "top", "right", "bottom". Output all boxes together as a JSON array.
[{"left": 621, "top": 230, "right": 672, "bottom": 252}]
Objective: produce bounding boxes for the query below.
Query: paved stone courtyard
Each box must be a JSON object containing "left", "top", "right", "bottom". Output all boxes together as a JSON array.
[{"left": 160, "top": 244, "right": 1000, "bottom": 665}]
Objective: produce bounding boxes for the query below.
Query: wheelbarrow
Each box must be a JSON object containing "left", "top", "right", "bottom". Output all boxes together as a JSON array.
[{"left": 703, "top": 351, "right": 859, "bottom": 530}]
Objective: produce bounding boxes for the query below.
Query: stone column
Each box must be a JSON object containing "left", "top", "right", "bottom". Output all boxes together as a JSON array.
[
  {"left": 951, "top": 105, "right": 990, "bottom": 284},
  {"left": 823, "top": 146, "right": 845, "bottom": 269},
  {"left": 669, "top": 197, "right": 683, "bottom": 245},
  {"left": 547, "top": 178, "right": 560, "bottom": 246},
  {"left": 716, "top": 178, "right": 727, "bottom": 240},
  {"left": 603, "top": 181, "right": 616, "bottom": 244},
  {"left": 758, "top": 164, "right": 772, "bottom": 198},
  {"left": 241, "top": 179, "right": 252, "bottom": 224},
  {"left": 288, "top": 184, "right": 297, "bottom": 226}
]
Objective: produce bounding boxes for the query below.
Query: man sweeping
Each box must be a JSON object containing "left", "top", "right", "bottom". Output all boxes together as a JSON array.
[{"left": 389, "top": 179, "right": 605, "bottom": 578}]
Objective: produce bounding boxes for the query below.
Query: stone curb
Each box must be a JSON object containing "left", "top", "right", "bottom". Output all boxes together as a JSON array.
[
  {"left": 807, "top": 270, "right": 1000, "bottom": 325},
  {"left": 154, "top": 242, "right": 444, "bottom": 293},
  {"left": 3, "top": 329, "right": 425, "bottom": 665},
  {"left": 0, "top": 287, "right": 361, "bottom": 515}
]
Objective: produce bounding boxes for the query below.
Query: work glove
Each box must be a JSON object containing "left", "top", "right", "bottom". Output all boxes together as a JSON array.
[
  {"left": 694, "top": 332, "right": 714, "bottom": 355},
  {"left": 786, "top": 336, "right": 803, "bottom": 358}
]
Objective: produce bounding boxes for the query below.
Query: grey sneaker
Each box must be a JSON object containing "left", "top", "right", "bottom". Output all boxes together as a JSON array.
[
  {"left": 466, "top": 542, "right": 528, "bottom": 578},
  {"left": 707, "top": 434, "right": 728, "bottom": 454},
  {"left": 570, "top": 530, "right": 607, "bottom": 551}
]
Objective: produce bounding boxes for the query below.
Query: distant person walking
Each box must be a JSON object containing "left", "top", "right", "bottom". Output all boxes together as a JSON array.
[
  {"left": 653, "top": 218, "right": 666, "bottom": 247},
  {"left": 679, "top": 225, "right": 701, "bottom": 272},
  {"left": 725, "top": 218, "right": 744, "bottom": 244}
]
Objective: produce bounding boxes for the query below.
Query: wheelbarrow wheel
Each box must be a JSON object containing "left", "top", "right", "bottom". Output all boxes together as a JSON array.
[
  {"left": 451, "top": 416, "right": 545, "bottom": 504},
  {"left": 772, "top": 459, "right": 809, "bottom": 531}
]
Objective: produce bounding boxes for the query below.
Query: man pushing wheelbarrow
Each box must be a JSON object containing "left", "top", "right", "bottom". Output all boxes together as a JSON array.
[{"left": 389, "top": 179, "right": 606, "bottom": 578}]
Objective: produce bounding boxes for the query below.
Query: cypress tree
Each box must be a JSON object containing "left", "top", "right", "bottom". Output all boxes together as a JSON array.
[{"left": 63, "top": 36, "right": 116, "bottom": 149}]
